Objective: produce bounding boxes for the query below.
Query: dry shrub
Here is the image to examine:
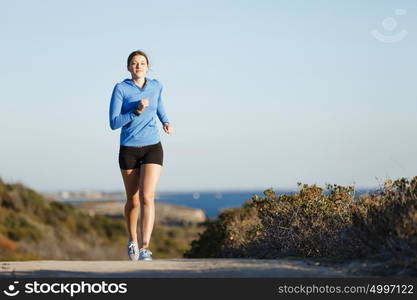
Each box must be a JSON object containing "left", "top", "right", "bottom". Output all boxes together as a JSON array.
[{"left": 186, "top": 176, "right": 417, "bottom": 271}]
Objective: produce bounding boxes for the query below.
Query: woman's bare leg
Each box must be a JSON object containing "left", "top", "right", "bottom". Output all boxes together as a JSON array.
[
  {"left": 120, "top": 168, "right": 141, "bottom": 243},
  {"left": 139, "top": 163, "right": 162, "bottom": 249}
]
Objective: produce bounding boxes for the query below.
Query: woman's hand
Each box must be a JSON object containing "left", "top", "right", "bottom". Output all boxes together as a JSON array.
[
  {"left": 163, "top": 123, "right": 174, "bottom": 134},
  {"left": 135, "top": 98, "right": 149, "bottom": 114}
]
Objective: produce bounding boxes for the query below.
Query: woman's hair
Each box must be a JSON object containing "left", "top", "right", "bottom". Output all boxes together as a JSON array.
[{"left": 127, "top": 50, "right": 150, "bottom": 68}]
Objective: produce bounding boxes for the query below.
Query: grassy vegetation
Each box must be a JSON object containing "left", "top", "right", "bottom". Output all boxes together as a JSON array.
[
  {"left": 0, "top": 178, "right": 204, "bottom": 260},
  {"left": 185, "top": 176, "right": 417, "bottom": 274}
]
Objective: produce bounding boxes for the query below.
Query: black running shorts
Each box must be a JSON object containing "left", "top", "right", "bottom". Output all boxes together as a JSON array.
[{"left": 118, "top": 142, "right": 163, "bottom": 170}]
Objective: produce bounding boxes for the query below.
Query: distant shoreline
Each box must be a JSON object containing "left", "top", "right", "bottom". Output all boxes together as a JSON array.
[{"left": 44, "top": 189, "right": 378, "bottom": 219}]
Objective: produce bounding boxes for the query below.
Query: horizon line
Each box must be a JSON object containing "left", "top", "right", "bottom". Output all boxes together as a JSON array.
[{"left": 39, "top": 185, "right": 380, "bottom": 194}]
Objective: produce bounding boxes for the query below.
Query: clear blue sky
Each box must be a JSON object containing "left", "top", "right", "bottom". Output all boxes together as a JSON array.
[{"left": 1, "top": 0, "right": 416, "bottom": 192}]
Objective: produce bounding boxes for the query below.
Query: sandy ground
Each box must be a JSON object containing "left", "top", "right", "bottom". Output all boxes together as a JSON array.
[{"left": 0, "top": 259, "right": 364, "bottom": 278}]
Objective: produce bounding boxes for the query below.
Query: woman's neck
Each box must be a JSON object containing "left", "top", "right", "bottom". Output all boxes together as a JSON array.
[{"left": 132, "top": 77, "right": 146, "bottom": 88}]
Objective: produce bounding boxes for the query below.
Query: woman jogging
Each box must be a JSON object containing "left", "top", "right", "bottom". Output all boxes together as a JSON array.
[{"left": 109, "top": 50, "right": 174, "bottom": 261}]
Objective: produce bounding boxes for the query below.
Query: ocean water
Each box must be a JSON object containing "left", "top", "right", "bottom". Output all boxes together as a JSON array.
[{"left": 156, "top": 190, "right": 269, "bottom": 219}]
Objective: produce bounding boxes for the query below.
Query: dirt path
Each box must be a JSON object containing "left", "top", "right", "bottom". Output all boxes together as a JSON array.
[{"left": 0, "top": 259, "right": 363, "bottom": 278}]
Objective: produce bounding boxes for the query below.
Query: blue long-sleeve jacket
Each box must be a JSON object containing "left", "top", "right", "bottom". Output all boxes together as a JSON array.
[{"left": 109, "top": 78, "right": 170, "bottom": 146}]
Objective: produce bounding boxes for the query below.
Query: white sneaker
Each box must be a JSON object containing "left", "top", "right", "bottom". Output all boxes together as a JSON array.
[
  {"left": 138, "top": 248, "right": 153, "bottom": 261},
  {"left": 127, "top": 241, "right": 139, "bottom": 261}
]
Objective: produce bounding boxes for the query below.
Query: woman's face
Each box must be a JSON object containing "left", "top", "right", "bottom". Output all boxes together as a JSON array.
[{"left": 128, "top": 55, "right": 148, "bottom": 79}]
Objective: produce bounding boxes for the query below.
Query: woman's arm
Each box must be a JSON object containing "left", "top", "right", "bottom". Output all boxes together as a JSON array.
[
  {"left": 156, "top": 85, "right": 170, "bottom": 125},
  {"left": 109, "top": 84, "right": 136, "bottom": 130},
  {"left": 156, "top": 83, "right": 174, "bottom": 134}
]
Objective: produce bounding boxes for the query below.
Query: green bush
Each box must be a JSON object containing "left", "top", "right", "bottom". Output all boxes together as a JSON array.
[
  {"left": 90, "top": 215, "right": 126, "bottom": 240},
  {"left": 4, "top": 213, "right": 43, "bottom": 242}
]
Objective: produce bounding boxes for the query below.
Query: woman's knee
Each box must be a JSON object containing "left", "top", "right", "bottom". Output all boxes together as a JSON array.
[
  {"left": 126, "top": 196, "right": 140, "bottom": 209},
  {"left": 139, "top": 192, "right": 155, "bottom": 205}
]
